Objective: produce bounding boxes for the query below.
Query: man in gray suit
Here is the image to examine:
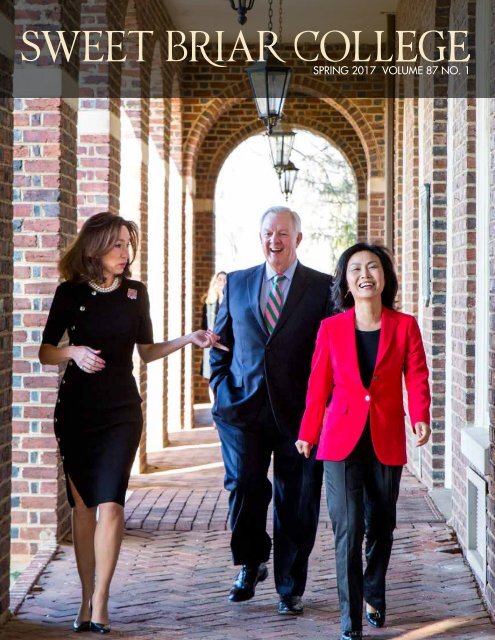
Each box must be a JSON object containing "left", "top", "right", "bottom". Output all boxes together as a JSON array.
[{"left": 210, "top": 206, "right": 333, "bottom": 615}]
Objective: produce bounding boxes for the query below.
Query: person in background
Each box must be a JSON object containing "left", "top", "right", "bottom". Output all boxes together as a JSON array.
[
  {"left": 210, "top": 206, "right": 333, "bottom": 616},
  {"left": 201, "top": 271, "right": 227, "bottom": 384},
  {"left": 296, "top": 243, "right": 431, "bottom": 640},
  {"left": 39, "top": 212, "right": 222, "bottom": 634}
]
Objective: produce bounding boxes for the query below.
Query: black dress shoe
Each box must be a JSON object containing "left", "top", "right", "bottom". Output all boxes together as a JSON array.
[
  {"left": 278, "top": 595, "right": 304, "bottom": 615},
  {"left": 73, "top": 620, "right": 90, "bottom": 633},
  {"left": 228, "top": 563, "right": 268, "bottom": 602},
  {"left": 89, "top": 621, "right": 111, "bottom": 634},
  {"left": 366, "top": 607, "right": 385, "bottom": 628},
  {"left": 341, "top": 632, "right": 362, "bottom": 640}
]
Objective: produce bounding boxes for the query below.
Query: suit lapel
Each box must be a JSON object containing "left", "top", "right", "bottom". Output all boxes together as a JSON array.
[
  {"left": 374, "top": 306, "right": 398, "bottom": 371},
  {"left": 342, "top": 308, "right": 363, "bottom": 387},
  {"left": 247, "top": 265, "right": 268, "bottom": 336},
  {"left": 269, "top": 263, "right": 310, "bottom": 341}
]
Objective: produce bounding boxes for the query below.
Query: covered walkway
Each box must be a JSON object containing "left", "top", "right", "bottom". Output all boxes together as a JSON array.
[{"left": 2, "top": 412, "right": 494, "bottom": 640}]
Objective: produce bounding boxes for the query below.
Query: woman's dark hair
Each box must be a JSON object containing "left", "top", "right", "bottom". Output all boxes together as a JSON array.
[
  {"left": 332, "top": 243, "right": 398, "bottom": 311},
  {"left": 59, "top": 212, "right": 139, "bottom": 283}
]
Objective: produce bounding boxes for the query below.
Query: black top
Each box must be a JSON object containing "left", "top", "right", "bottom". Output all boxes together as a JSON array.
[
  {"left": 350, "top": 328, "right": 381, "bottom": 460},
  {"left": 355, "top": 328, "right": 381, "bottom": 389}
]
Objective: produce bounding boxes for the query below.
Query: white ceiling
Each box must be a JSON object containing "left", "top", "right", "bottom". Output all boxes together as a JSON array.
[{"left": 163, "top": 0, "right": 399, "bottom": 43}]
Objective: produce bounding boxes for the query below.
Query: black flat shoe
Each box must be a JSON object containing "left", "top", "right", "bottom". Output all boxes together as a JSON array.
[
  {"left": 90, "top": 621, "right": 111, "bottom": 634},
  {"left": 228, "top": 563, "right": 268, "bottom": 602},
  {"left": 366, "top": 607, "right": 385, "bottom": 628},
  {"left": 341, "top": 632, "right": 362, "bottom": 640},
  {"left": 278, "top": 595, "right": 304, "bottom": 615},
  {"left": 73, "top": 620, "right": 91, "bottom": 633}
]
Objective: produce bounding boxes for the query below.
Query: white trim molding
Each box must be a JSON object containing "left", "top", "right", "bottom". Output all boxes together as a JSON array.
[{"left": 461, "top": 428, "right": 490, "bottom": 476}]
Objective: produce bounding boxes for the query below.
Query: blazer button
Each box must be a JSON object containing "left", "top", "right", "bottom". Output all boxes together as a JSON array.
[
  {"left": 365, "top": 395, "right": 370, "bottom": 402},
  {"left": 80, "top": 306, "right": 85, "bottom": 311}
]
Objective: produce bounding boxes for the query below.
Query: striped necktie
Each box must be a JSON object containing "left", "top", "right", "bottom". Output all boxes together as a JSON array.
[{"left": 264, "top": 274, "right": 285, "bottom": 334}]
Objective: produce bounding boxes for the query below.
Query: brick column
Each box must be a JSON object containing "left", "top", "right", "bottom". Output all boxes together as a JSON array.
[
  {"left": 147, "top": 96, "right": 170, "bottom": 450},
  {"left": 0, "top": 1, "right": 14, "bottom": 620},
  {"left": 192, "top": 200, "right": 214, "bottom": 405},
  {"left": 367, "top": 179, "right": 386, "bottom": 243},
  {"left": 167, "top": 97, "right": 184, "bottom": 433},
  {"left": 77, "top": 99, "right": 120, "bottom": 222},
  {"left": 12, "top": 97, "right": 77, "bottom": 556},
  {"left": 120, "top": 97, "right": 149, "bottom": 469},
  {"left": 77, "top": 0, "right": 123, "bottom": 221}
]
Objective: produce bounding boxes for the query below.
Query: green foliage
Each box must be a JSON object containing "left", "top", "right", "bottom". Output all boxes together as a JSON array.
[{"left": 290, "top": 132, "right": 358, "bottom": 272}]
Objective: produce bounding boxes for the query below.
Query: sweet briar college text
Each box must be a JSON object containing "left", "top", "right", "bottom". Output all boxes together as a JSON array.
[{"left": 19, "top": 29, "right": 470, "bottom": 67}]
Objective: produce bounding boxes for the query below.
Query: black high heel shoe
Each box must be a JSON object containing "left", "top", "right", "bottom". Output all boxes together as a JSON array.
[
  {"left": 73, "top": 620, "right": 91, "bottom": 633},
  {"left": 365, "top": 606, "right": 385, "bottom": 628},
  {"left": 90, "top": 621, "right": 111, "bottom": 634},
  {"left": 73, "top": 601, "right": 92, "bottom": 632}
]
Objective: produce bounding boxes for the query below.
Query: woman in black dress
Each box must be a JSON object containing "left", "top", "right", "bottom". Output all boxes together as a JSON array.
[{"left": 39, "top": 212, "right": 221, "bottom": 634}]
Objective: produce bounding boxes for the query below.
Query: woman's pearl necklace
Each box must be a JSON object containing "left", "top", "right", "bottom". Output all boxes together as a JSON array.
[{"left": 88, "top": 277, "right": 121, "bottom": 293}]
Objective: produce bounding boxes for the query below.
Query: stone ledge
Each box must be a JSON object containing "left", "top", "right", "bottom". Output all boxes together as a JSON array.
[
  {"left": 9, "top": 542, "right": 57, "bottom": 616},
  {"left": 461, "top": 427, "right": 490, "bottom": 476}
]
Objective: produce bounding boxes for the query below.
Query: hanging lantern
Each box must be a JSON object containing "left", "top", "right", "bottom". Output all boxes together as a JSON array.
[
  {"left": 246, "top": 51, "right": 292, "bottom": 134},
  {"left": 267, "top": 122, "right": 296, "bottom": 173},
  {"left": 228, "top": 0, "right": 255, "bottom": 25},
  {"left": 279, "top": 161, "right": 299, "bottom": 200}
]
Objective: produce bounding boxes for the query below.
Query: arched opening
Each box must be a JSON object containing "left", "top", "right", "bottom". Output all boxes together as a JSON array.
[{"left": 214, "top": 129, "right": 358, "bottom": 274}]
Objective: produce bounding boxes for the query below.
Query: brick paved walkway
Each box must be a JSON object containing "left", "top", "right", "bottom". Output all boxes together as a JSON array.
[{"left": 3, "top": 415, "right": 495, "bottom": 639}]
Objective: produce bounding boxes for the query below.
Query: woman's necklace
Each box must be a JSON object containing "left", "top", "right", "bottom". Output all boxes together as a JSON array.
[{"left": 88, "top": 277, "right": 121, "bottom": 293}]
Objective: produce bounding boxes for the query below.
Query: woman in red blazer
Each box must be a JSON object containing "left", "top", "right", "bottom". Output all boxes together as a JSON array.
[{"left": 296, "top": 243, "right": 431, "bottom": 640}]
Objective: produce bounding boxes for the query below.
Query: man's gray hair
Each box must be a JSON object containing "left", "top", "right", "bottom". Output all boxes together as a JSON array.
[{"left": 259, "top": 206, "right": 302, "bottom": 233}]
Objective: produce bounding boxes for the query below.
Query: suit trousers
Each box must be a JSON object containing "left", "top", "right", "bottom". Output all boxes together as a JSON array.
[
  {"left": 216, "top": 404, "right": 323, "bottom": 597},
  {"left": 323, "top": 424, "right": 402, "bottom": 633}
]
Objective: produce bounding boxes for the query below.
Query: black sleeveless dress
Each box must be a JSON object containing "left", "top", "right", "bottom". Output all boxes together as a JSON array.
[{"left": 41, "top": 278, "right": 153, "bottom": 508}]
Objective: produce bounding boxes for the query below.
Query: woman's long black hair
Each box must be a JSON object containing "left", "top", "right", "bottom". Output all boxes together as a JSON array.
[{"left": 332, "top": 243, "right": 398, "bottom": 312}]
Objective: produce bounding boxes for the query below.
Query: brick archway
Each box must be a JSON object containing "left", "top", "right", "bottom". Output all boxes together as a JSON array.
[
  {"left": 191, "top": 96, "right": 370, "bottom": 402},
  {"left": 184, "top": 81, "right": 383, "bottom": 182}
]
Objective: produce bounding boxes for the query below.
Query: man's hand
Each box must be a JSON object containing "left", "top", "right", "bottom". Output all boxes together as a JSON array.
[{"left": 295, "top": 440, "right": 313, "bottom": 458}]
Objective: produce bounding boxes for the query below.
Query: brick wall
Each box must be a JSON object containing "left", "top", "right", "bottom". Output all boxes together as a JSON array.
[
  {"left": 395, "top": 0, "right": 451, "bottom": 491},
  {"left": 12, "top": 98, "right": 78, "bottom": 556},
  {"left": 445, "top": 1, "right": 477, "bottom": 551},
  {"left": 0, "top": 1, "right": 14, "bottom": 620}
]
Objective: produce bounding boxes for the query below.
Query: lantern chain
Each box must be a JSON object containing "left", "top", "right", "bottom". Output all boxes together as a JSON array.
[
  {"left": 279, "top": 0, "right": 283, "bottom": 43},
  {"left": 268, "top": 0, "right": 273, "bottom": 32}
]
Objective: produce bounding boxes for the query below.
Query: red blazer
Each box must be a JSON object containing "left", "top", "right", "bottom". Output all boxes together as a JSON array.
[{"left": 298, "top": 307, "right": 431, "bottom": 465}]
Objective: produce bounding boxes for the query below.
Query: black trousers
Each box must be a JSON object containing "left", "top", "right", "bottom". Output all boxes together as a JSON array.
[
  {"left": 216, "top": 410, "right": 323, "bottom": 597},
  {"left": 324, "top": 425, "right": 402, "bottom": 633}
]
